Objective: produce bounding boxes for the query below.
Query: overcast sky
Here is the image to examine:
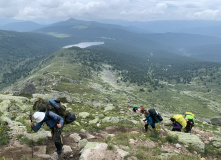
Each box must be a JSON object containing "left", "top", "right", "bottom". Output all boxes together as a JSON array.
[{"left": 1, "top": 0, "right": 221, "bottom": 23}]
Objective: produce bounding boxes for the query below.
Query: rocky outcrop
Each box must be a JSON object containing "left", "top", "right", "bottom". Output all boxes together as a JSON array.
[
  {"left": 210, "top": 116, "right": 221, "bottom": 126},
  {"left": 20, "top": 83, "right": 38, "bottom": 95},
  {"left": 79, "top": 112, "right": 90, "bottom": 119},
  {"left": 212, "top": 135, "right": 221, "bottom": 149},
  {"left": 80, "top": 142, "right": 129, "bottom": 160},
  {"left": 168, "top": 131, "right": 205, "bottom": 153},
  {"left": 101, "top": 117, "right": 120, "bottom": 123},
  {"left": 0, "top": 94, "right": 29, "bottom": 103},
  {"left": 32, "top": 92, "right": 73, "bottom": 103}
]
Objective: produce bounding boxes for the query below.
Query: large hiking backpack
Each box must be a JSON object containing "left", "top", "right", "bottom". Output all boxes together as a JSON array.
[
  {"left": 33, "top": 97, "right": 76, "bottom": 124},
  {"left": 185, "top": 112, "right": 194, "bottom": 117},
  {"left": 173, "top": 114, "right": 187, "bottom": 129},
  {"left": 148, "top": 109, "right": 163, "bottom": 123},
  {"left": 185, "top": 114, "right": 195, "bottom": 124}
]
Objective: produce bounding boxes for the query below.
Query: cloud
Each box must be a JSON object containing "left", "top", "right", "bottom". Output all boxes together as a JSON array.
[
  {"left": 194, "top": 9, "right": 221, "bottom": 20},
  {"left": 0, "top": 0, "right": 221, "bottom": 21}
]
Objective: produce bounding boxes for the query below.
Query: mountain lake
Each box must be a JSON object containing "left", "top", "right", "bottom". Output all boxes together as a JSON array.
[{"left": 63, "top": 42, "right": 104, "bottom": 49}]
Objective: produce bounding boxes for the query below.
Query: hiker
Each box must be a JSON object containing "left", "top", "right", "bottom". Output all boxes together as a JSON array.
[
  {"left": 143, "top": 111, "right": 155, "bottom": 132},
  {"left": 30, "top": 111, "right": 64, "bottom": 159},
  {"left": 170, "top": 118, "right": 182, "bottom": 132},
  {"left": 185, "top": 118, "right": 194, "bottom": 133},
  {"left": 133, "top": 106, "right": 138, "bottom": 112},
  {"left": 184, "top": 112, "right": 195, "bottom": 133},
  {"left": 140, "top": 106, "right": 145, "bottom": 114}
]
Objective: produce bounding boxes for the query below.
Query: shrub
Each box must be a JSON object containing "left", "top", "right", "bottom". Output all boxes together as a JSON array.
[
  {"left": 0, "top": 125, "right": 10, "bottom": 146},
  {"left": 107, "top": 144, "right": 114, "bottom": 150},
  {"left": 165, "top": 134, "right": 178, "bottom": 144}
]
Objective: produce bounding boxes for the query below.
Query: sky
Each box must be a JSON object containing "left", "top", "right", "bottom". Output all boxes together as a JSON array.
[{"left": 0, "top": 0, "right": 221, "bottom": 23}]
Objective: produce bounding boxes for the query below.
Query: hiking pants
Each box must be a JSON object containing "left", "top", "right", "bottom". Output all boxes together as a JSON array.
[
  {"left": 145, "top": 124, "right": 155, "bottom": 132},
  {"left": 51, "top": 126, "right": 63, "bottom": 155},
  {"left": 172, "top": 128, "right": 181, "bottom": 132},
  {"left": 133, "top": 108, "right": 137, "bottom": 112},
  {"left": 185, "top": 128, "right": 191, "bottom": 133}
]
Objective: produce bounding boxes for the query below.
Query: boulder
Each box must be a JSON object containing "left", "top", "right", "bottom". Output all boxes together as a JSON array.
[
  {"left": 0, "top": 99, "right": 11, "bottom": 112},
  {"left": 119, "top": 119, "right": 134, "bottom": 125},
  {"left": 162, "top": 119, "right": 172, "bottom": 126},
  {"left": 210, "top": 117, "right": 221, "bottom": 126},
  {"left": 116, "top": 148, "right": 129, "bottom": 158},
  {"left": 168, "top": 131, "right": 205, "bottom": 153},
  {"left": 32, "top": 92, "right": 73, "bottom": 103},
  {"left": 79, "top": 112, "right": 90, "bottom": 119},
  {"left": 26, "top": 129, "right": 50, "bottom": 142},
  {"left": 80, "top": 142, "right": 128, "bottom": 160},
  {"left": 212, "top": 136, "right": 221, "bottom": 149},
  {"left": 101, "top": 117, "right": 119, "bottom": 123},
  {"left": 104, "top": 104, "right": 115, "bottom": 112},
  {"left": 0, "top": 94, "right": 29, "bottom": 103},
  {"left": 69, "top": 133, "right": 81, "bottom": 143},
  {"left": 63, "top": 145, "right": 73, "bottom": 154},
  {"left": 78, "top": 139, "right": 88, "bottom": 149},
  {"left": 89, "top": 118, "right": 99, "bottom": 124}
]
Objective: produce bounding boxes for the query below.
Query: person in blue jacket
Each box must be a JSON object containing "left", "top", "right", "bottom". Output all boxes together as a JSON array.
[
  {"left": 143, "top": 111, "right": 155, "bottom": 132},
  {"left": 30, "top": 111, "right": 64, "bottom": 159}
]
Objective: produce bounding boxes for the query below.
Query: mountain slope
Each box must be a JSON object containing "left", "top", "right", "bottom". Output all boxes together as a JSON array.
[
  {"left": 0, "top": 21, "right": 46, "bottom": 32},
  {"left": 36, "top": 18, "right": 221, "bottom": 62},
  {"left": 0, "top": 30, "right": 67, "bottom": 89},
  {"left": 4, "top": 46, "right": 221, "bottom": 118}
]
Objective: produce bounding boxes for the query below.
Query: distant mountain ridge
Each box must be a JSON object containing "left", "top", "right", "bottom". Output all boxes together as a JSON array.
[
  {"left": 98, "top": 19, "right": 221, "bottom": 37},
  {"left": 36, "top": 18, "right": 221, "bottom": 62},
  {"left": 0, "top": 21, "right": 46, "bottom": 32}
]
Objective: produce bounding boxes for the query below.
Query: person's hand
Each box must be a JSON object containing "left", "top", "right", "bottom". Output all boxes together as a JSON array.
[
  {"left": 30, "top": 122, "right": 34, "bottom": 127},
  {"left": 57, "top": 123, "right": 62, "bottom": 128}
]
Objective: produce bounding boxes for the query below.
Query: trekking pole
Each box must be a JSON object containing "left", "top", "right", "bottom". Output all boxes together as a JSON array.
[{"left": 29, "top": 114, "right": 34, "bottom": 159}]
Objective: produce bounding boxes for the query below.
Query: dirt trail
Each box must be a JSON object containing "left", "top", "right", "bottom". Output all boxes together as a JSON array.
[{"left": 0, "top": 127, "right": 141, "bottom": 160}]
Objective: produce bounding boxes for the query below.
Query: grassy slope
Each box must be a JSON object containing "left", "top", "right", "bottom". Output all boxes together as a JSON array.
[{"left": 8, "top": 47, "right": 221, "bottom": 118}]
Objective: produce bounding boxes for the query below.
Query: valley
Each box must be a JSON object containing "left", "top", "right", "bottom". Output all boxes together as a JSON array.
[{"left": 0, "top": 18, "right": 221, "bottom": 160}]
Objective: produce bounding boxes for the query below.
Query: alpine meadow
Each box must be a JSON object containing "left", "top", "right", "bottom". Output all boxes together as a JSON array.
[{"left": 0, "top": 18, "right": 221, "bottom": 160}]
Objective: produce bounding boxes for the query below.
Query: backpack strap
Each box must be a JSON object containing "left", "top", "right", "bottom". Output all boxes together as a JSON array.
[{"left": 46, "top": 110, "right": 50, "bottom": 118}]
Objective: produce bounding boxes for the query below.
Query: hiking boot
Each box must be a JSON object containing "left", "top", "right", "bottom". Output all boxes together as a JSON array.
[{"left": 58, "top": 153, "right": 64, "bottom": 160}]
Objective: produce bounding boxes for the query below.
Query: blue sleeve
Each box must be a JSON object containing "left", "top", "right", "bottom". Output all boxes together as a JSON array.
[
  {"left": 49, "top": 100, "right": 56, "bottom": 105},
  {"left": 32, "top": 121, "right": 44, "bottom": 132},
  {"left": 147, "top": 113, "right": 153, "bottom": 125},
  {"left": 144, "top": 117, "right": 148, "bottom": 121},
  {"left": 48, "top": 111, "right": 64, "bottom": 127}
]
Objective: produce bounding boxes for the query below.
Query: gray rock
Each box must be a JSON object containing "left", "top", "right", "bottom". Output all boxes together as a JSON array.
[
  {"left": 26, "top": 129, "right": 50, "bottom": 142},
  {"left": 78, "top": 139, "right": 88, "bottom": 149},
  {"left": 89, "top": 118, "right": 99, "bottom": 124},
  {"left": 20, "top": 83, "right": 38, "bottom": 95},
  {"left": 168, "top": 131, "right": 205, "bottom": 153},
  {"left": 162, "top": 119, "right": 172, "bottom": 126},
  {"left": 0, "top": 94, "right": 29, "bottom": 103},
  {"left": 104, "top": 104, "right": 115, "bottom": 112},
  {"left": 69, "top": 133, "right": 81, "bottom": 143},
  {"left": 210, "top": 117, "right": 221, "bottom": 126},
  {"left": 101, "top": 117, "right": 119, "bottom": 123},
  {"left": 212, "top": 136, "right": 221, "bottom": 149},
  {"left": 119, "top": 119, "right": 134, "bottom": 125},
  {"left": 63, "top": 145, "right": 73, "bottom": 154},
  {"left": 32, "top": 92, "right": 73, "bottom": 103},
  {"left": 116, "top": 148, "right": 129, "bottom": 158},
  {"left": 79, "top": 112, "right": 90, "bottom": 119}
]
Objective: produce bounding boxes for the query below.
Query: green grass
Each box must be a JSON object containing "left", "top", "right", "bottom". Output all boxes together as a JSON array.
[
  {"left": 0, "top": 125, "right": 10, "bottom": 146},
  {"left": 107, "top": 144, "right": 114, "bottom": 150},
  {"left": 165, "top": 134, "right": 178, "bottom": 144},
  {"left": 202, "top": 143, "right": 221, "bottom": 159}
]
